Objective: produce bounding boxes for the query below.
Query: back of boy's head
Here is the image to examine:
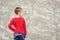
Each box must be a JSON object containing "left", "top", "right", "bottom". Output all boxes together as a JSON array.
[{"left": 15, "top": 7, "right": 22, "bottom": 14}]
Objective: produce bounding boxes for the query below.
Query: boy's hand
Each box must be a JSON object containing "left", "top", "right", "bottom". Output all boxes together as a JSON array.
[{"left": 24, "top": 35, "right": 26, "bottom": 38}]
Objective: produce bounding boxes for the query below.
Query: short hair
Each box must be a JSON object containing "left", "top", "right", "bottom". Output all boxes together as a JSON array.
[{"left": 15, "top": 7, "right": 22, "bottom": 14}]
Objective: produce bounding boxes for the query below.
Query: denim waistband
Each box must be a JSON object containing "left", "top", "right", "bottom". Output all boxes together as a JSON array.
[{"left": 14, "top": 33, "right": 24, "bottom": 38}]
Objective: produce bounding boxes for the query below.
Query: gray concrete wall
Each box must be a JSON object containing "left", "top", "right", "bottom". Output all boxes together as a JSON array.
[{"left": 0, "top": 0, "right": 60, "bottom": 40}]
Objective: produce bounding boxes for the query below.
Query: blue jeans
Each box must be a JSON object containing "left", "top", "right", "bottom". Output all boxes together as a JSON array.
[{"left": 14, "top": 33, "right": 25, "bottom": 40}]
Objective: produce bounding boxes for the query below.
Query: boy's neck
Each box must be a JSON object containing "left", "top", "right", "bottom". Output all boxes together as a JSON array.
[{"left": 16, "top": 15, "right": 22, "bottom": 17}]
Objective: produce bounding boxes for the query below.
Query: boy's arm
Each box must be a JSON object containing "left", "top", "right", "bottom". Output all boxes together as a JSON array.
[
  {"left": 23, "top": 19, "right": 27, "bottom": 35},
  {"left": 8, "top": 19, "right": 15, "bottom": 31}
]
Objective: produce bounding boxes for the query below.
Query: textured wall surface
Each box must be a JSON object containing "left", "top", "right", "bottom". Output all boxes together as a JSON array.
[{"left": 0, "top": 0, "right": 60, "bottom": 40}]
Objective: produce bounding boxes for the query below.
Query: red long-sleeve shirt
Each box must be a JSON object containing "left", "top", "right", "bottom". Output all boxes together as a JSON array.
[{"left": 8, "top": 17, "right": 27, "bottom": 35}]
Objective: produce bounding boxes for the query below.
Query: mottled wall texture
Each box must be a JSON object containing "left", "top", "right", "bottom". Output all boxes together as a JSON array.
[{"left": 0, "top": 0, "right": 60, "bottom": 40}]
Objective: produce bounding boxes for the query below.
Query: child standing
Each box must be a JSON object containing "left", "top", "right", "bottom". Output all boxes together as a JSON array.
[{"left": 8, "top": 7, "right": 27, "bottom": 40}]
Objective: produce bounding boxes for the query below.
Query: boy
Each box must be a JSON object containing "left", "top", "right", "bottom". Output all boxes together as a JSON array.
[{"left": 8, "top": 7, "right": 27, "bottom": 40}]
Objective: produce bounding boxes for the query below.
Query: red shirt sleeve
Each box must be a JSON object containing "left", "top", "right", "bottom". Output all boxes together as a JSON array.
[
  {"left": 23, "top": 19, "right": 27, "bottom": 35},
  {"left": 8, "top": 19, "right": 15, "bottom": 31}
]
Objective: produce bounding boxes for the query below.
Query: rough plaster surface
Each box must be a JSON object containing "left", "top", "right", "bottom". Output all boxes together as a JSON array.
[{"left": 0, "top": 0, "right": 60, "bottom": 40}]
